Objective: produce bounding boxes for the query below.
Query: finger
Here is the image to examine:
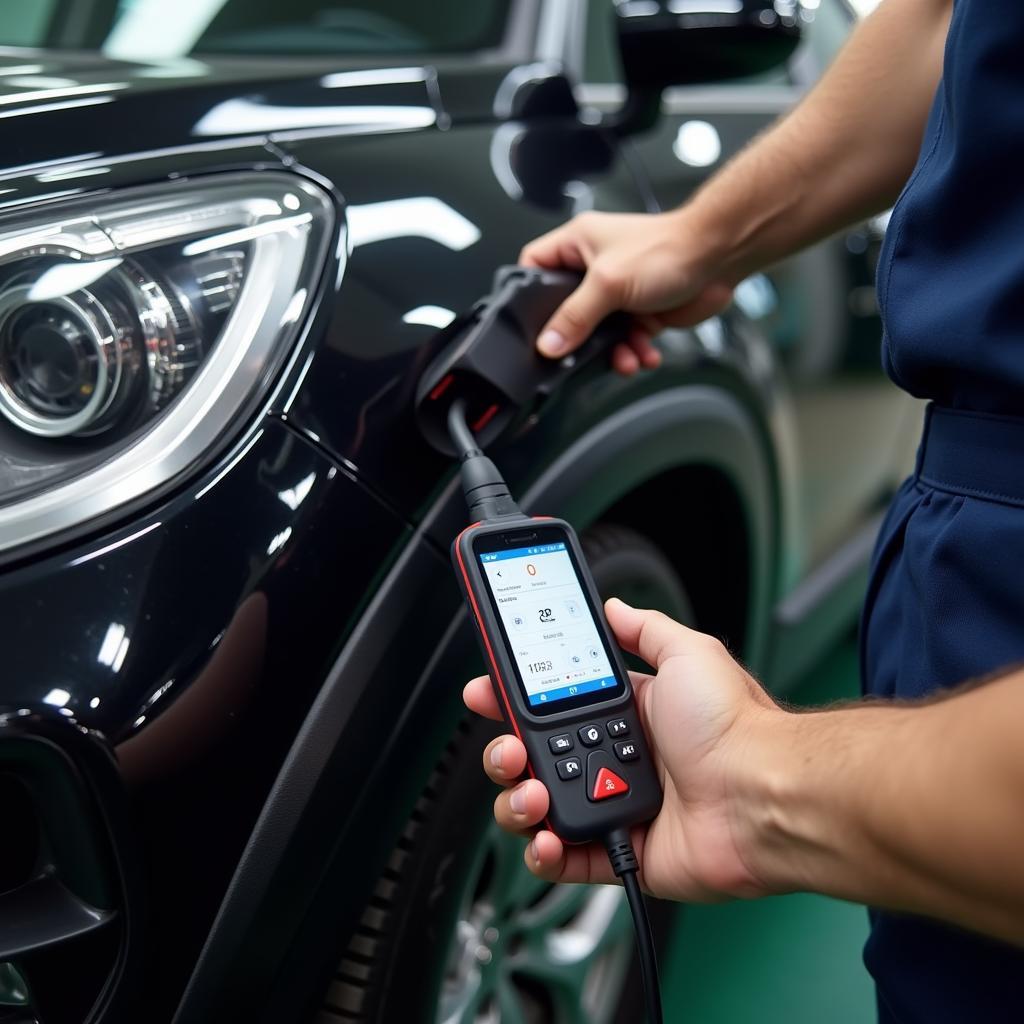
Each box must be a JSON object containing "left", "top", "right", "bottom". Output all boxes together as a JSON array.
[
  {"left": 525, "top": 831, "right": 622, "bottom": 886},
  {"left": 612, "top": 343, "right": 641, "bottom": 375},
  {"left": 628, "top": 334, "right": 662, "bottom": 369},
  {"left": 495, "top": 778, "right": 549, "bottom": 833},
  {"left": 463, "top": 675, "right": 503, "bottom": 721},
  {"left": 482, "top": 734, "right": 528, "bottom": 786},
  {"left": 519, "top": 228, "right": 586, "bottom": 271},
  {"left": 605, "top": 597, "right": 707, "bottom": 669},
  {"left": 661, "top": 282, "right": 734, "bottom": 328},
  {"left": 536, "top": 265, "right": 622, "bottom": 358}
]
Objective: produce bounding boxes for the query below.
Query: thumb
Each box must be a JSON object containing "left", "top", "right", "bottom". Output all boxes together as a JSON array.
[
  {"left": 605, "top": 597, "right": 702, "bottom": 670},
  {"left": 536, "top": 267, "right": 621, "bottom": 358}
]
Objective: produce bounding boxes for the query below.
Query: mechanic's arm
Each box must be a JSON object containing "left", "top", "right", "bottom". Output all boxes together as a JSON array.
[
  {"left": 742, "top": 668, "right": 1024, "bottom": 947},
  {"left": 525, "top": 0, "right": 954, "bottom": 371},
  {"left": 465, "top": 601, "right": 1024, "bottom": 948}
]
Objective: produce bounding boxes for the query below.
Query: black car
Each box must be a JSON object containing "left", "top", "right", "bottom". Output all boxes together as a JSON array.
[{"left": 0, "top": 2, "right": 919, "bottom": 1022}]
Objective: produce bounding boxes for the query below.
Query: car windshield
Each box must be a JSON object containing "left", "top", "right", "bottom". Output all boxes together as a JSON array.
[{"left": 0, "top": 0, "right": 511, "bottom": 59}]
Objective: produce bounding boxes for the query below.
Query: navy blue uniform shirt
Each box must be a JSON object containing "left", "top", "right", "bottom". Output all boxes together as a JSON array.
[
  {"left": 863, "top": 1, "right": 1024, "bottom": 1020},
  {"left": 878, "top": 0, "right": 1024, "bottom": 413}
]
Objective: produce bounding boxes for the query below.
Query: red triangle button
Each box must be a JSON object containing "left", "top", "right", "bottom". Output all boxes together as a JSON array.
[{"left": 592, "top": 766, "right": 629, "bottom": 801}]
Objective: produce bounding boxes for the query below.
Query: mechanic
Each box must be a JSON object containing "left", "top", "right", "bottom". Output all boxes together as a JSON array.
[{"left": 464, "top": 0, "right": 1024, "bottom": 1020}]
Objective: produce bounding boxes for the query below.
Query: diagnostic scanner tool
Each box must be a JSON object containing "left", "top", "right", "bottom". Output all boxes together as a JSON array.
[{"left": 453, "top": 514, "right": 663, "bottom": 843}]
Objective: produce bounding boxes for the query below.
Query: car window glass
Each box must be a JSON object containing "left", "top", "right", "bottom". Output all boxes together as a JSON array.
[
  {"left": 0, "top": 0, "right": 58, "bottom": 46},
  {"left": 583, "top": 0, "right": 624, "bottom": 84},
  {"left": 0, "top": 0, "right": 511, "bottom": 57}
]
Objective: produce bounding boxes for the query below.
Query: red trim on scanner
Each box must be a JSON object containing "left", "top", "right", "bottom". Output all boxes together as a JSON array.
[
  {"left": 455, "top": 521, "right": 560, "bottom": 838},
  {"left": 454, "top": 523, "right": 525, "bottom": 745}
]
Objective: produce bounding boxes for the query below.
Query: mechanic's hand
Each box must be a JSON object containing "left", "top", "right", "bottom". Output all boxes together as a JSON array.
[
  {"left": 520, "top": 210, "right": 735, "bottom": 375},
  {"left": 463, "top": 597, "right": 782, "bottom": 901}
]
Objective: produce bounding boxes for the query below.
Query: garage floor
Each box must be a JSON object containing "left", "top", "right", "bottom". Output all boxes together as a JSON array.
[{"left": 660, "top": 640, "right": 877, "bottom": 1023}]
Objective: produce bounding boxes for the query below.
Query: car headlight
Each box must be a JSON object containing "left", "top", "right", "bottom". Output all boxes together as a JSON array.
[{"left": 0, "top": 173, "right": 333, "bottom": 554}]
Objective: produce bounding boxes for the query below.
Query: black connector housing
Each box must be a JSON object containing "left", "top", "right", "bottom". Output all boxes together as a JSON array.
[{"left": 416, "top": 265, "right": 628, "bottom": 455}]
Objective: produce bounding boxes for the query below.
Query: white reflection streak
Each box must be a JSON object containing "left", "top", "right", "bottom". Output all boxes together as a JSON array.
[
  {"left": 668, "top": 0, "right": 742, "bottom": 11},
  {"left": 278, "top": 287, "right": 307, "bottom": 327},
  {"left": 70, "top": 520, "right": 162, "bottom": 566},
  {"left": 267, "top": 526, "right": 292, "bottom": 556},
  {"left": 112, "top": 635, "right": 131, "bottom": 672},
  {"left": 0, "top": 152, "right": 103, "bottom": 177},
  {"left": 97, "top": 623, "right": 127, "bottom": 666},
  {"left": 0, "top": 96, "right": 114, "bottom": 120},
  {"left": 43, "top": 688, "right": 71, "bottom": 707},
  {"left": 37, "top": 165, "right": 112, "bottom": 183},
  {"left": 181, "top": 213, "right": 311, "bottom": 256},
  {"left": 194, "top": 99, "right": 436, "bottom": 136},
  {"left": 0, "top": 82, "right": 127, "bottom": 106},
  {"left": 0, "top": 65, "right": 45, "bottom": 77},
  {"left": 489, "top": 123, "right": 524, "bottom": 201},
  {"left": 320, "top": 68, "right": 428, "bottom": 88},
  {"left": 278, "top": 472, "right": 316, "bottom": 511},
  {"left": 403, "top": 305, "right": 456, "bottom": 329},
  {"left": 347, "top": 197, "right": 480, "bottom": 251},
  {"left": 6, "top": 76, "right": 77, "bottom": 89},
  {"left": 616, "top": 0, "right": 660, "bottom": 15},
  {"left": 193, "top": 428, "right": 264, "bottom": 501},
  {"left": 28, "top": 258, "right": 123, "bottom": 301}
]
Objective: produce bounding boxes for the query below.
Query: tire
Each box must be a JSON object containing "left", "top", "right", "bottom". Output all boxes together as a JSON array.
[{"left": 316, "top": 524, "right": 693, "bottom": 1024}]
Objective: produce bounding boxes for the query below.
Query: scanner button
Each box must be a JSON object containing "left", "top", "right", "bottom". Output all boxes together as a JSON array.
[
  {"left": 607, "top": 718, "right": 629, "bottom": 737},
  {"left": 548, "top": 734, "right": 574, "bottom": 754},
  {"left": 578, "top": 724, "right": 603, "bottom": 747},
  {"left": 614, "top": 740, "right": 640, "bottom": 762},
  {"left": 592, "top": 766, "right": 629, "bottom": 801},
  {"left": 556, "top": 757, "right": 583, "bottom": 781},
  {"left": 586, "top": 750, "right": 629, "bottom": 803}
]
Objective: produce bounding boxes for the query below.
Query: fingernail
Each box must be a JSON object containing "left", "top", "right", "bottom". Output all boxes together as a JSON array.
[
  {"left": 528, "top": 838, "right": 539, "bottom": 865},
  {"left": 490, "top": 741, "right": 504, "bottom": 770},
  {"left": 509, "top": 784, "right": 528, "bottom": 814},
  {"left": 538, "top": 330, "right": 568, "bottom": 356}
]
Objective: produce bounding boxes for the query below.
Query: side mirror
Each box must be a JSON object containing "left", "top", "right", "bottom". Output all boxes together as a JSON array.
[{"left": 610, "top": 0, "right": 803, "bottom": 134}]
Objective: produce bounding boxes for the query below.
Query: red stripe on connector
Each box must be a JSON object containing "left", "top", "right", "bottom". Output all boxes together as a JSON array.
[
  {"left": 472, "top": 403, "right": 500, "bottom": 433},
  {"left": 429, "top": 373, "right": 454, "bottom": 401}
]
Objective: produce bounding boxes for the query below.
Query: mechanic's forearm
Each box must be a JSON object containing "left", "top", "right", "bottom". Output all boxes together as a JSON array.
[
  {"left": 738, "top": 671, "right": 1024, "bottom": 946},
  {"left": 678, "top": 0, "right": 953, "bottom": 282}
]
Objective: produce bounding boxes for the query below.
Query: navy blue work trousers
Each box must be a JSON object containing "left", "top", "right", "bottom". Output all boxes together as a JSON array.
[{"left": 860, "top": 404, "right": 1024, "bottom": 1023}]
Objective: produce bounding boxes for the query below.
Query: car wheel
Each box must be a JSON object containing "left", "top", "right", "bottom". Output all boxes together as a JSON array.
[{"left": 317, "top": 524, "right": 693, "bottom": 1024}]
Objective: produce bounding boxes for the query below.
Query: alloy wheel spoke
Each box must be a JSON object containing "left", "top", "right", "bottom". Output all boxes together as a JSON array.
[
  {"left": 495, "top": 975, "right": 530, "bottom": 1024},
  {"left": 507, "top": 885, "right": 634, "bottom": 1024},
  {"left": 513, "top": 880, "right": 592, "bottom": 934}
]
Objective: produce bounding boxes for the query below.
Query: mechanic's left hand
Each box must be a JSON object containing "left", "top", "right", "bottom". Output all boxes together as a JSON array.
[{"left": 463, "top": 598, "right": 784, "bottom": 901}]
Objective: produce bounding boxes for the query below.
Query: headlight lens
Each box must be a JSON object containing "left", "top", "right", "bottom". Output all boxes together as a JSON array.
[{"left": 0, "top": 173, "right": 333, "bottom": 552}]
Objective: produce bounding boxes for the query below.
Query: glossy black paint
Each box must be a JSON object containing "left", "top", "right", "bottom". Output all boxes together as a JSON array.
[
  {"left": 1, "top": 412, "right": 409, "bottom": 1016},
  {"left": 0, "top": 7, "right": 909, "bottom": 1022}
]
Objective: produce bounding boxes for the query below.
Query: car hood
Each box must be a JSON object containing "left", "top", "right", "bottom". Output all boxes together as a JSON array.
[{"left": 0, "top": 49, "right": 510, "bottom": 171}]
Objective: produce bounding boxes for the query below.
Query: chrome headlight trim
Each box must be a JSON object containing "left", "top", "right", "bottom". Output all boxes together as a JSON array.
[{"left": 0, "top": 173, "right": 334, "bottom": 554}]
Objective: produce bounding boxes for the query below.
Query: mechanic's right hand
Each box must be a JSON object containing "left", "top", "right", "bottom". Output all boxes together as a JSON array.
[
  {"left": 519, "top": 209, "right": 736, "bottom": 375},
  {"left": 463, "top": 598, "right": 785, "bottom": 902}
]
